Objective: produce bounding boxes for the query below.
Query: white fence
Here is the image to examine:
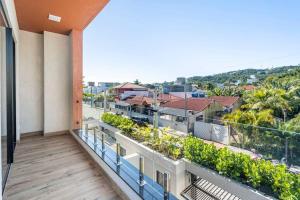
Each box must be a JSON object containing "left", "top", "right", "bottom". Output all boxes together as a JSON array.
[
  {"left": 129, "top": 112, "right": 188, "bottom": 133},
  {"left": 194, "top": 121, "right": 229, "bottom": 145},
  {"left": 158, "top": 118, "right": 187, "bottom": 133}
]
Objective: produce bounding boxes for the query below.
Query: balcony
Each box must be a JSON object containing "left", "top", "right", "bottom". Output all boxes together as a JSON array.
[{"left": 3, "top": 134, "right": 123, "bottom": 200}]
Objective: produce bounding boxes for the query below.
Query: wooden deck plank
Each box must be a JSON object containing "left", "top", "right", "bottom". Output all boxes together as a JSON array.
[{"left": 4, "top": 134, "right": 123, "bottom": 200}]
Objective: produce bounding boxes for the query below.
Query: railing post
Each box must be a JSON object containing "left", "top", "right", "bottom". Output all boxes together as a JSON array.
[
  {"left": 93, "top": 128, "right": 97, "bottom": 145},
  {"left": 116, "top": 143, "right": 122, "bottom": 174},
  {"left": 84, "top": 124, "right": 88, "bottom": 140},
  {"left": 139, "top": 156, "right": 145, "bottom": 196},
  {"left": 93, "top": 127, "right": 97, "bottom": 150},
  {"left": 101, "top": 133, "right": 106, "bottom": 158},
  {"left": 163, "top": 173, "right": 170, "bottom": 200}
]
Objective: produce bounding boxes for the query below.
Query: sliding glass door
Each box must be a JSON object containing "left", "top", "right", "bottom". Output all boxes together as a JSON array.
[{"left": 0, "top": 2, "right": 16, "bottom": 192}]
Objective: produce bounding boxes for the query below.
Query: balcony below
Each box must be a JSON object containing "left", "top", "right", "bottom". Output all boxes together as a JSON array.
[{"left": 3, "top": 134, "right": 123, "bottom": 200}]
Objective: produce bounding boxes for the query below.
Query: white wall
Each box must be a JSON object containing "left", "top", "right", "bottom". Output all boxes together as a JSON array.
[
  {"left": 43, "top": 31, "right": 71, "bottom": 134},
  {"left": 19, "top": 30, "right": 43, "bottom": 133},
  {"left": 194, "top": 121, "right": 229, "bottom": 145}
]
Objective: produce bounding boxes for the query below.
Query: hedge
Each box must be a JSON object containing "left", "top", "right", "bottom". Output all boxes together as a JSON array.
[
  {"left": 101, "top": 113, "right": 300, "bottom": 200},
  {"left": 101, "top": 113, "right": 183, "bottom": 160}
]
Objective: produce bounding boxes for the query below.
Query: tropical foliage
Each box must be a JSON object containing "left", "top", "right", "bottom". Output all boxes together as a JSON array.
[
  {"left": 188, "top": 65, "right": 300, "bottom": 85},
  {"left": 222, "top": 69, "right": 300, "bottom": 164}
]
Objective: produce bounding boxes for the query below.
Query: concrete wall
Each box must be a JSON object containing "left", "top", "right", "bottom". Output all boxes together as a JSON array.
[
  {"left": 194, "top": 121, "right": 229, "bottom": 145},
  {"left": 44, "top": 31, "right": 71, "bottom": 134},
  {"left": 19, "top": 31, "right": 43, "bottom": 133}
]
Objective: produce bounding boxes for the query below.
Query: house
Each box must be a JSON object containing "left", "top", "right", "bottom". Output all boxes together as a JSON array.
[
  {"left": 208, "top": 96, "right": 240, "bottom": 112},
  {"left": 159, "top": 98, "right": 223, "bottom": 131},
  {"left": 113, "top": 82, "right": 148, "bottom": 98},
  {"left": 242, "top": 85, "right": 256, "bottom": 91},
  {"left": 157, "top": 93, "right": 183, "bottom": 104},
  {"left": 125, "top": 96, "right": 155, "bottom": 114}
]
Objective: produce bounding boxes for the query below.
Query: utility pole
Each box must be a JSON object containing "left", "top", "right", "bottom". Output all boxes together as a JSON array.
[
  {"left": 153, "top": 87, "right": 159, "bottom": 129},
  {"left": 90, "top": 86, "right": 93, "bottom": 108},
  {"left": 103, "top": 89, "right": 107, "bottom": 113},
  {"left": 184, "top": 83, "right": 190, "bottom": 134}
]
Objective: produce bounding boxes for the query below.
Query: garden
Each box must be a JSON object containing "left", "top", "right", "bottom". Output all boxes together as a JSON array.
[{"left": 101, "top": 112, "right": 300, "bottom": 200}]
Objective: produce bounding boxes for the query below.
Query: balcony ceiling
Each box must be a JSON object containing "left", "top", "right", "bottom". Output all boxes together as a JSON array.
[{"left": 14, "top": 0, "right": 110, "bottom": 35}]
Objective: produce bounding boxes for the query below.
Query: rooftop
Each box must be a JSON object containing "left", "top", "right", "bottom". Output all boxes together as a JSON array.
[
  {"left": 208, "top": 96, "right": 239, "bottom": 107},
  {"left": 125, "top": 95, "right": 154, "bottom": 106},
  {"left": 113, "top": 82, "right": 147, "bottom": 90},
  {"left": 161, "top": 98, "right": 214, "bottom": 112}
]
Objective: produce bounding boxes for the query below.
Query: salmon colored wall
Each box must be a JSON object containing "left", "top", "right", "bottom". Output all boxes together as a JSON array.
[{"left": 71, "top": 30, "right": 83, "bottom": 129}]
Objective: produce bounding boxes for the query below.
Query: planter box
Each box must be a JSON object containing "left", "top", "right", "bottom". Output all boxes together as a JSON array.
[
  {"left": 184, "top": 159, "right": 276, "bottom": 200},
  {"left": 99, "top": 122, "right": 186, "bottom": 199}
]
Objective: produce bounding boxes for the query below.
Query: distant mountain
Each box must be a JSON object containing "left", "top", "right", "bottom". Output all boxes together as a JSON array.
[{"left": 187, "top": 65, "right": 300, "bottom": 85}]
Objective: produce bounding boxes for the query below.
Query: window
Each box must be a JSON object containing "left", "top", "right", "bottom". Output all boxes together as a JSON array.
[
  {"left": 156, "top": 170, "right": 164, "bottom": 187},
  {"left": 196, "top": 115, "right": 203, "bottom": 121},
  {"left": 176, "top": 116, "right": 185, "bottom": 122}
]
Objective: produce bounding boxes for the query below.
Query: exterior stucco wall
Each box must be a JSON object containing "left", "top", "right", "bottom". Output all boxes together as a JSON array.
[
  {"left": 43, "top": 31, "right": 71, "bottom": 134},
  {"left": 19, "top": 30, "right": 43, "bottom": 133}
]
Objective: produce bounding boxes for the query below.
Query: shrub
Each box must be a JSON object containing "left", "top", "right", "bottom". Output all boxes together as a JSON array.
[
  {"left": 102, "top": 114, "right": 299, "bottom": 200},
  {"left": 101, "top": 113, "right": 183, "bottom": 160},
  {"left": 183, "top": 136, "right": 299, "bottom": 200}
]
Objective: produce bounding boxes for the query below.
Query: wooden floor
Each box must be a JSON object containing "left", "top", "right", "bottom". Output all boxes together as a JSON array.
[{"left": 3, "top": 134, "right": 123, "bottom": 200}]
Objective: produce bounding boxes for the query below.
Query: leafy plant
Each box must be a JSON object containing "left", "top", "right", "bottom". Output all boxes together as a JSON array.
[{"left": 183, "top": 136, "right": 299, "bottom": 200}]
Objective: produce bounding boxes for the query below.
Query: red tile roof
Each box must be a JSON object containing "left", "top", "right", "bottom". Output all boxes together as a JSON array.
[
  {"left": 161, "top": 98, "right": 214, "bottom": 112},
  {"left": 208, "top": 96, "right": 239, "bottom": 107},
  {"left": 125, "top": 96, "right": 154, "bottom": 106},
  {"left": 157, "top": 94, "right": 183, "bottom": 102},
  {"left": 242, "top": 85, "right": 256, "bottom": 91},
  {"left": 113, "top": 82, "right": 147, "bottom": 90}
]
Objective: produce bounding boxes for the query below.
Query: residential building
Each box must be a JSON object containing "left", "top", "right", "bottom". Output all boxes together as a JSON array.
[
  {"left": 247, "top": 75, "right": 258, "bottom": 84},
  {"left": 163, "top": 84, "right": 192, "bottom": 93},
  {"left": 97, "top": 82, "right": 117, "bottom": 91},
  {"left": 175, "top": 77, "right": 186, "bottom": 85},
  {"left": 242, "top": 84, "right": 256, "bottom": 91},
  {"left": 157, "top": 93, "right": 183, "bottom": 104},
  {"left": 113, "top": 82, "right": 148, "bottom": 98},
  {"left": 125, "top": 96, "right": 155, "bottom": 114},
  {"left": 159, "top": 98, "right": 223, "bottom": 131},
  {"left": 208, "top": 96, "right": 240, "bottom": 112}
]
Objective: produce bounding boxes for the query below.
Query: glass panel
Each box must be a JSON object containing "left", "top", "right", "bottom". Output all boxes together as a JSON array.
[
  {"left": 0, "top": 2, "right": 8, "bottom": 190},
  {"left": 77, "top": 119, "right": 178, "bottom": 199}
]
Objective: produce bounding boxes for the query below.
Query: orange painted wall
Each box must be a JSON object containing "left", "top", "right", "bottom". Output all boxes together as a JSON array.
[{"left": 71, "top": 30, "right": 83, "bottom": 129}]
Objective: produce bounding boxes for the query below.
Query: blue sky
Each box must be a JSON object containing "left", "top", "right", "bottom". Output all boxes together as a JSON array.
[{"left": 83, "top": 0, "right": 300, "bottom": 83}]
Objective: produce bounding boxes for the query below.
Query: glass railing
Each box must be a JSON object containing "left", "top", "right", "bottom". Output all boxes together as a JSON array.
[{"left": 74, "top": 122, "right": 178, "bottom": 200}]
